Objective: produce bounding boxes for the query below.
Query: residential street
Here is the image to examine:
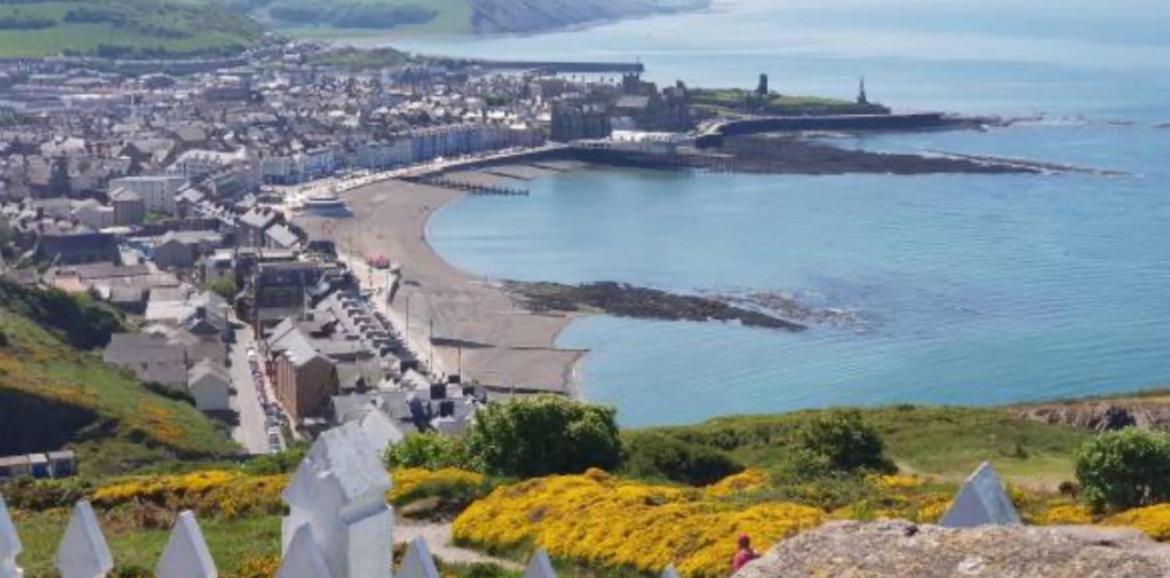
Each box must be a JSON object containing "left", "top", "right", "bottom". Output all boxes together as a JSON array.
[{"left": 229, "top": 324, "right": 269, "bottom": 455}]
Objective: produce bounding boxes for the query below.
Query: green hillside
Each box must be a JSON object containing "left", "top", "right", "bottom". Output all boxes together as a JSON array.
[
  {"left": 630, "top": 405, "right": 1092, "bottom": 488},
  {"left": 0, "top": 281, "right": 239, "bottom": 475},
  {"left": 0, "top": 0, "right": 263, "bottom": 58},
  {"left": 241, "top": 0, "right": 705, "bottom": 38}
]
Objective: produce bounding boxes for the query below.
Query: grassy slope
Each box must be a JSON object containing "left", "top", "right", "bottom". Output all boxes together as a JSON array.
[
  {"left": 644, "top": 405, "right": 1091, "bottom": 487},
  {"left": 691, "top": 88, "right": 881, "bottom": 116},
  {"left": 13, "top": 508, "right": 280, "bottom": 578},
  {"left": 1, "top": 403, "right": 1098, "bottom": 576},
  {"left": 0, "top": 307, "right": 239, "bottom": 475},
  {"left": 0, "top": 0, "right": 262, "bottom": 58}
]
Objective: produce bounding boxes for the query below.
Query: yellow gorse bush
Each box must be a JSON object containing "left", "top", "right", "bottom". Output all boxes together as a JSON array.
[
  {"left": 704, "top": 469, "right": 771, "bottom": 498},
  {"left": 93, "top": 471, "right": 287, "bottom": 518},
  {"left": 869, "top": 474, "right": 924, "bottom": 490},
  {"left": 1040, "top": 504, "right": 1094, "bottom": 525},
  {"left": 452, "top": 468, "right": 826, "bottom": 578},
  {"left": 1104, "top": 504, "right": 1170, "bottom": 540},
  {"left": 388, "top": 467, "right": 486, "bottom": 504}
]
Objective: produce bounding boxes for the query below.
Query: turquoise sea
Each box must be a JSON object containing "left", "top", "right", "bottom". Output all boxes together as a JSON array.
[{"left": 409, "top": 0, "right": 1170, "bottom": 426}]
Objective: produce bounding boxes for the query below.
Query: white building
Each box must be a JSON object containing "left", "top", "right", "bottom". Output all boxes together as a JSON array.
[
  {"left": 108, "top": 175, "right": 187, "bottom": 216},
  {"left": 168, "top": 148, "right": 248, "bottom": 181},
  {"left": 187, "top": 359, "right": 231, "bottom": 412}
]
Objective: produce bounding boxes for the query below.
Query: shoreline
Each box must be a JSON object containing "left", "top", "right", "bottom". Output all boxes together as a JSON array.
[{"left": 295, "top": 171, "right": 589, "bottom": 399}]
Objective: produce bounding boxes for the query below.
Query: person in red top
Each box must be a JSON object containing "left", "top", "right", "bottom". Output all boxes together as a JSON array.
[{"left": 731, "top": 534, "right": 759, "bottom": 572}]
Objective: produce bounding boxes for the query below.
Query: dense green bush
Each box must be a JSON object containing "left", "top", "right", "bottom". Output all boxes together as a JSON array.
[
  {"left": 243, "top": 445, "right": 309, "bottom": 475},
  {"left": 466, "top": 396, "right": 622, "bottom": 477},
  {"left": 0, "top": 280, "right": 123, "bottom": 349},
  {"left": 205, "top": 278, "right": 237, "bottom": 301},
  {"left": 621, "top": 432, "right": 744, "bottom": 485},
  {"left": 0, "top": 477, "right": 93, "bottom": 510},
  {"left": 385, "top": 432, "right": 469, "bottom": 470},
  {"left": 797, "top": 409, "right": 895, "bottom": 473},
  {"left": 1076, "top": 428, "right": 1170, "bottom": 511}
]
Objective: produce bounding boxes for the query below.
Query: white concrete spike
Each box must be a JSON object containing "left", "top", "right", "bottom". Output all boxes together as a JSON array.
[
  {"left": 522, "top": 549, "right": 556, "bottom": 578},
  {"left": 156, "top": 511, "right": 217, "bottom": 578},
  {"left": 660, "top": 564, "right": 681, "bottom": 578},
  {"left": 56, "top": 501, "right": 113, "bottom": 578},
  {"left": 277, "top": 525, "right": 332, "bottom": 578},
  {"left": 0, "top": 493, "right": 22, "bottom": 578},
  {"left": 398, "top": 537, "right": 439, "bottom": 578}
]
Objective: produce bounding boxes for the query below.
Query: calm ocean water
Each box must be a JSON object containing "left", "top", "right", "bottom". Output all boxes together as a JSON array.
[{"left": 415, "top": 0, "right": 1170, "bottom": 426}]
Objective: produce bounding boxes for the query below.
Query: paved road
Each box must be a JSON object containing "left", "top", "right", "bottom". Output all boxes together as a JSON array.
[
  {"left": 395, "top": 520, "right": 522, "bottom": 570},
  {"left": 229, "top": 325, "right": 269, "bottom": 455}
]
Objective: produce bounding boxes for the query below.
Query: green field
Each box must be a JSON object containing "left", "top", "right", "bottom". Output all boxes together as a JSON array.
[
  {"left": 0, "top": 0, "right": 262, "bottom": 58},
  {"left": 265, "top": 0, "right": 472, "bottom": 36},
  {"left": 691, "top": 88, "right": 888, "bottom": 116}
]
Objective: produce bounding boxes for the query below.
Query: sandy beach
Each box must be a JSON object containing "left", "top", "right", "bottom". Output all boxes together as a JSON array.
[{"left": 295, "top": 170, "right": 585, "bottom": 396}]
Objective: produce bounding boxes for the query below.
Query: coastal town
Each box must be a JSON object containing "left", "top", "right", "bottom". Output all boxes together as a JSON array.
[
  {"left": 0, "top": 38, "right": 725, "bottom": 459},
  {"left": 0, "top": 35, "right": 1075, "bottom": 462},
  {"left": 0, "top": 35, "right": 937, "bottom": 460},
  {"left": 4, "top": 1, "right": 1170, "bottom": 576}
]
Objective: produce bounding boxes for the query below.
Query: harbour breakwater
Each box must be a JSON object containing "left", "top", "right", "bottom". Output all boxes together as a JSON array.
[{"left": 569, "top": 137, "right": 1041, "bottom": 175}]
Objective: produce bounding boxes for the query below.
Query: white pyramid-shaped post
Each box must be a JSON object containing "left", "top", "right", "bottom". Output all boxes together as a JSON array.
[
  {"left": 56, "top": 501, "right": 113, "bottom": 578},
  {"left": 939, "top": 461, "right": 1021, "bottom": 528},
  {"left": 660, "top": 565, "right": 681, "bottom": 578},
  {"left": 522, "top": 549, "right": 556, "bottom": 578},
  {"left": 398, "top": 538, "right": 438, "bottom": 578},
  {"left": 283, "top": 422, "right": 393, "bottom": 578},
  {"left": 156, "top": 511, "right": 217, "bottom": 578},
  {"left": 277, "top": 525, "right": 332, "bottom": 578},
  {"left": 0, "top": 493, "right": 22, "bottom": 578}
]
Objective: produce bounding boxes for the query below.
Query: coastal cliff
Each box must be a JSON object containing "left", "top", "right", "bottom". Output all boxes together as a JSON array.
[
  {"left": 470, "top": 0, "right": 708, "bottom": 34},
  {"left": 1014, "top": 392, "right": 1170, "bottom": 432}
]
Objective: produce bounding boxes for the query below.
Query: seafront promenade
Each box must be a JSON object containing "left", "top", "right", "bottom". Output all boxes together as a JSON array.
[{"left": 294, "top": 174, "right": 586, "bottom": 396}]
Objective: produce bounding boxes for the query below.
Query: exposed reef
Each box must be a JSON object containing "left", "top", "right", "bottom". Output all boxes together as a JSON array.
[{"left": 502, "top": 281, "right": 807, "bottom": 331}]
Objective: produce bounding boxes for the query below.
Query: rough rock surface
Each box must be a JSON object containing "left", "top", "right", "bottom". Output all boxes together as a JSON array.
[
  {"left": 1014, "top": 397, "right": 1170, "bottom": 432},
  {"left": 734, "top": 520, "right": 1170, "bottom": 578}
]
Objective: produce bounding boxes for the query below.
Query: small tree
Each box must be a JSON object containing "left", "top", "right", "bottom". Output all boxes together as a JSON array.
[
  {"left": 385, "top": 432, "right": 468, "bottom": 470},
  {"left": 206, "top": 277, "right": 237, "bottom": 301},
  {"left": 466, "top": 396, "right": 622, "bottom": 477},
  {"left": 1075, "top": 428, "right": 1170, "bottom": 511},
  {"left": 798, "top": 409, "right": 895, "bottom": 473}
]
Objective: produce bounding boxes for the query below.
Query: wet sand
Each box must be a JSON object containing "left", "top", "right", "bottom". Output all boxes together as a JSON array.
[{"left": 295, "top": 176, "right": 584, "bottom": 396}]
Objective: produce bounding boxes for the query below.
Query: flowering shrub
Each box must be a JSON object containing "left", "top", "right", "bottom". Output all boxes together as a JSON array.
[
  {"left": 93, "top": 471, "right": 287, "bottom": 518},
  {"left": 1039, "top": 504, "right": 1094, "bottom": 525},
  {"left": 452, "top": 468, "right": 825, "bottom": 578},
  {"left": 226, "top": 554, "right": 282, "bottom": 578},
  {"left": 870, "top": 474, "right": 924, "bottom": 490},
  {"left": 704, "top": 469, "right": 770, "bottom": 498},
  {"left": 389, "top": 468, "right": 488, "bottom": 506},
  {"left": 1105, "top": 504, "right": 1170, "bottom": 540}
]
